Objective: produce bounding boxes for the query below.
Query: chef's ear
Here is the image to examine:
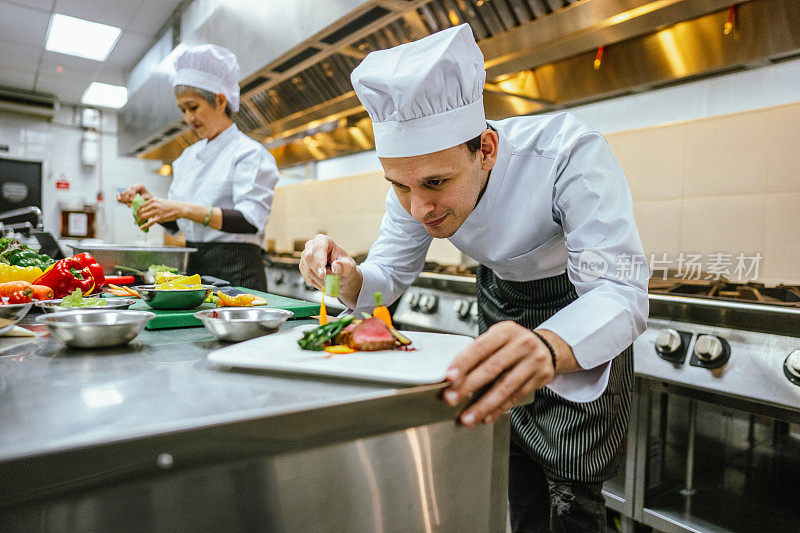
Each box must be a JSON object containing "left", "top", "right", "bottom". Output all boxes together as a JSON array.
[
  {"left": 215, "top": 93, "right": 228, "bottom": 112},
  {"left": 479, "top": 129, "right": 499, "bottom": 171}
]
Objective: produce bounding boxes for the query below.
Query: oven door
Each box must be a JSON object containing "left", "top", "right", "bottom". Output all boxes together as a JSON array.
[{"left": 634, "top": 379, "right": 800, "bottom": 532}]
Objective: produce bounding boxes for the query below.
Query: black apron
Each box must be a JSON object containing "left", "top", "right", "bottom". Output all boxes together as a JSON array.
[
  {"left": 185, "top": 241, "right": 267, "bottom": 292},
  {"left": 477, "top": 267, "right": 633, "bottom": 483}
]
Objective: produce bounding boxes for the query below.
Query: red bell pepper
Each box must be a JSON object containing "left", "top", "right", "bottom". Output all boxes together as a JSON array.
[
  {"left": 72, "top": 252, "right": 105, "bottom": 293},
  {"left": 33, "top": 257, "right": 94, "bottom": 298}
]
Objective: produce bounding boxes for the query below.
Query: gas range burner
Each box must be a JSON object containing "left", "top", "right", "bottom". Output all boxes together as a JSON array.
[{"left": 649, "top": 279, "right": 800, "bottom": 307}]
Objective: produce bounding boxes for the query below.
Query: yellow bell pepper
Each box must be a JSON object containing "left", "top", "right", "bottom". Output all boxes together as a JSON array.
[{"left": 0, "top": 263, "right": 43, "bottom": 283}]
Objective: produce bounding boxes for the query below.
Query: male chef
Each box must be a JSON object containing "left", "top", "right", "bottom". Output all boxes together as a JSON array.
[{"left": 299, "top": 24, "right": 648, "bottom": 532}]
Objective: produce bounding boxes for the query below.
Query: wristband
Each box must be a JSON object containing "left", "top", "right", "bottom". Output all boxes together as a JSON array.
[
  {"left": 533, "top": 331, "right": 557, "bottom": 373},
  {"left": 202, "top": 206, "right": 213, "bottom": 226}
]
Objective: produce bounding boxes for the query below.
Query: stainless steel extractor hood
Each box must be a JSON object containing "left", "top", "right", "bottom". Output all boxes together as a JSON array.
[{"left": 120, "top": 0, "right": 800, "bottom": 168}]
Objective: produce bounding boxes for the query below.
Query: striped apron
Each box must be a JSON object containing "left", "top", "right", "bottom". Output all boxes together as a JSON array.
[
  {"left": 186, "top": 241, "right": 268, "bottom": 292},
  {"left": 477, "top": 267, "right": 633, "bottom": 482}
]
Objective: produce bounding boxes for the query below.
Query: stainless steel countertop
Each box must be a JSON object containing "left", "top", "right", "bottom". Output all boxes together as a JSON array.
[{"left": 0, "top": 316, "right": 462, "bottom": 507}]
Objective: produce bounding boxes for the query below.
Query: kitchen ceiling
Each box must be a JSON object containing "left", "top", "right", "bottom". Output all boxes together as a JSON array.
[
  {"left": 0, "top": 0, "right": 183, "bottom": 105},
  {"left": 124, "top": 0, "right": 800, "bottom": 168}
]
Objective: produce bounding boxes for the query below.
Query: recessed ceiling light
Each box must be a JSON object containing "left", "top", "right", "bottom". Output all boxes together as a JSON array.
[
  {"left": 82, "top": 82, "right": 128, "bottom": 109},
  {"left": 45, "top": 14, "right": 121, "bottom": 62}
]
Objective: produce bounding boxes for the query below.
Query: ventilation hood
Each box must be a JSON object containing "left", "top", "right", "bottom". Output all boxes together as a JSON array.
[{"left": 120, "top": 0, "right": 800, "bottom": 168}]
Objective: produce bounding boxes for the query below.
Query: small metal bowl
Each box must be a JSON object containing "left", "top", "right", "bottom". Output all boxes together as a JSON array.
[
  {"left": 194, "top": 307, "right": 294, "bottom": 342},
  {"left": 0, "top": 302, "right": 34, "bottom": 335},
  {"left": 36, "top": 309, "right": 156, "bottom": 348},
  {"left": 36, "top": 298, "right": 137, "bottom": 313},
  {"left": 135, "top": 285, "right": 214, "bottom": 310}
]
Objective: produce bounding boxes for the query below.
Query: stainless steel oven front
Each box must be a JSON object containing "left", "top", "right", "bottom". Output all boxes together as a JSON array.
[{"left": 632, "top": 296, "right": 800, "bottom": 532}]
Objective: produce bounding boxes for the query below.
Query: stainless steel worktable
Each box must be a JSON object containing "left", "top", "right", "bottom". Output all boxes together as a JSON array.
[{"left": 0, "top": 316, "right": 508, "bottom": 532}]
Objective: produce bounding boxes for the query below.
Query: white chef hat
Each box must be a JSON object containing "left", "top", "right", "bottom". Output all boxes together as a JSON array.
[
  {"left": 173, "top": 44, "right": 240, "bottom": 112},
  {"left": 351, "top": 24, "right": 486, "bottom": 158}
]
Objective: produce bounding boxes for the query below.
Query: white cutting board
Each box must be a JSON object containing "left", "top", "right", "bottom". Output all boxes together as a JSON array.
[{"left": 207, "top": 325, "right": 473, "bottom": 385}]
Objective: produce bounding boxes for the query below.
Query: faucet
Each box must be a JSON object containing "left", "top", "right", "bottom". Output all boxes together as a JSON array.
[{"left": 0, "top": 206, "right": 43, "bottom": 230}]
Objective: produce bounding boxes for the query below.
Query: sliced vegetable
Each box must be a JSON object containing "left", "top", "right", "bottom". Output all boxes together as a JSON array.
[
  {"left": 298, "top": 315, "right": 355, "bottom": 351},
  {"left": 324, "top": 274, "right": 340, "bottom": 297},
  {"left": 373, "top": 292, "right": 392, "bottom": 328},
  {"left": 60, "top": 288, "right": 106, "bottom": 307},
  {"left": 215, "top": 291, "right": 256, "bottom": 307},
  {"left": 154, "top": 274, "right": 203, "bottom": 289},
  {"left": 324, "top": 345, "right": 356, "bottom": 354},
  {"left": 131, "top": 193, "right": 148, "bottom": 232}
]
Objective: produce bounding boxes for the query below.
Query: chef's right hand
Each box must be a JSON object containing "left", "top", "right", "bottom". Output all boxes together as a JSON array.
[
  {"left": 116, "top": 184, "right": 153, "bottom": 206},
  {"left": 300, "top": 234, "right": 362, "bottom": 309}
]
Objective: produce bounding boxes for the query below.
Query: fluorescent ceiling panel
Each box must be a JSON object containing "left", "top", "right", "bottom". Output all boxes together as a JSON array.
[
  {"left": 45, "top": 14, "right": 121, "bottom": 61},
  {"left": 82, "top": 82, "right": 128, "bottom": 109}
]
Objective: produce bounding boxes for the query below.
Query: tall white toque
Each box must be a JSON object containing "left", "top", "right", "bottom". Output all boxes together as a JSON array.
[
  {"left": 350, "top": 24, "right": 486, "bottom": 158},
  {"left": 173, "top": 44, "right": 241, "bottom": 112}
]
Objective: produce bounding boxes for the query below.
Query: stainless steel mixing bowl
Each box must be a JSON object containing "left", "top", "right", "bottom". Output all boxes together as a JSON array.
[
  {"left": 136, "top": 285, "right": 215, "bottom": 310},
  {"left": 0, "top": 302, "right": 34, "bottom": 335},
  {"left": 36, "top": 310, "right": 156, "bottom": 348},
  {"left": 194, "top": 307, "right": 294, "bottom": 342},
  {"left": 36, "top": 298, "right": 137, "bottom": 313}
]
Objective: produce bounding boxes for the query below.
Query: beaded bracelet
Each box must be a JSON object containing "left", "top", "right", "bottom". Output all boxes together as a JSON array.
[
  {"left": 202, "top": 206, "right": 213, "bottom": 226},
  {"left": 533, "top": 331, "right": 557, "bottom": 373}
]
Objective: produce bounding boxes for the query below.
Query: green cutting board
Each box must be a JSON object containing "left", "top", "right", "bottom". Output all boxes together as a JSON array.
[{"left": 129, "top": 287, "right": 320, "bottom": 330}]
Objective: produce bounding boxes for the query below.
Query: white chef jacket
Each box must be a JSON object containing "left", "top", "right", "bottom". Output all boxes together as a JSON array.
[
  {"left": 355, "top": 112, "right": 649, "bottom": 402},
  {"left": 168, "top": 123, "right": 279, "bottom": 246}
]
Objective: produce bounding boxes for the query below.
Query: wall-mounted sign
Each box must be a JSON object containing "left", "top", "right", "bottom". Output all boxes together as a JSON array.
[{"left": 55, "top": 177, "right": 70, "bottom": 190}]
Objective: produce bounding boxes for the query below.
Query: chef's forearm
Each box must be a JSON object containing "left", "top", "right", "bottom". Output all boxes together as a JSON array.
[
  {"left": 534, "top": 329, "right": 581, "bottom": 374},
  {"left": 180, "top": 202, "right": 222, "bottom": 230}
]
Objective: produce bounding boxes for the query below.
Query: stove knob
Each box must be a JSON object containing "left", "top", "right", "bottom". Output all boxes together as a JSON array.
[
  {"left": 655, "top": 329, "right": 682, "bottom": 356},
  {"left": 273, "top": 272, "right": 285, "bottom": 285},
  {"left": 420, "top": 294, "right": 438, "bottom": 314},
  {"left": 455, "top": 299, "right": 470, "bottom": 320},
  {"left": 785, "top": 350, "right": 800, "bottom": 380},
  {"left": 469, "top": 301, "right": 479, "bottom": 322},
  {"left": 408, "top": 292, "right": 420, "bottom": 311},
  {"left": 303, "top": 281, "right": 315, "bottom": 292},
  {"left": 694, "top": 335, "right": 724, "bottom": 363}
]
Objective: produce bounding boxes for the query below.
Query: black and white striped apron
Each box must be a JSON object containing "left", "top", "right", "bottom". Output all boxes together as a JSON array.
[
  {"left": 477, "top": 267, "right": 633, "bottom": 483},
  {"left": 186, "top": 241, "right": 267, "bottom": 292}
]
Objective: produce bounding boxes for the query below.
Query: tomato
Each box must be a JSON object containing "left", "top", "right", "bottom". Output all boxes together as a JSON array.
[{"left": 7, "top": 289, "right": 33, "bottom": 304}]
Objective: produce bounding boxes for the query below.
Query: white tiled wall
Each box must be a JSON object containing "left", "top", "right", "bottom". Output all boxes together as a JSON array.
[
  {"left": 608, "top": 102, "right": 800, "bottom": 284},
  {"left": 0, "top": 108, "right": 169, "bottom": 245},
  {"left": 268, "top": 101, "right": 800, "bottom": 284}
]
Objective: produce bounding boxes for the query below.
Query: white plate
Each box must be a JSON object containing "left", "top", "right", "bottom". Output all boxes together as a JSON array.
[{"left": 206, "top": 325, "right": 473, "bottom": 385}]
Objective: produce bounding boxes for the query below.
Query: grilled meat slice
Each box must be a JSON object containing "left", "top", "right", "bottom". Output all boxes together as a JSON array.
[{"left": 334, "top": 317, "right": 396, "bottom": 351}]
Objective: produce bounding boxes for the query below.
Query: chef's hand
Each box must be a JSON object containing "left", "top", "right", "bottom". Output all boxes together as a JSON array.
[
  {"left": 117, "top": 184, "right": 153, "bottom": 206},
  {"left": 442, "top": 321, "right": 573, "bottom": 427},
  {"left": 300, "top": 234, "right": 363, "bottom": 309},
  {"left": 136, "top": 198, "right": 187, "bottom": 230}
]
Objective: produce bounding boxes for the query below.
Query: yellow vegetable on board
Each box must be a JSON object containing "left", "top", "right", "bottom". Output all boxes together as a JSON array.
[{"left": 154, "top": 273, "right": 203, "bottom": 290}]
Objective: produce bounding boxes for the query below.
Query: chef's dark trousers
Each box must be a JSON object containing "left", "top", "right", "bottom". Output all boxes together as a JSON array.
[
  {"left": 186, "top": 241, "right": 267, "bottom": 291},
  {"left": 509, "top": 441, "right": 606, "bottom": 533},
  {"left": 476, "top": 267, "right": 633, "bottom": 532}
]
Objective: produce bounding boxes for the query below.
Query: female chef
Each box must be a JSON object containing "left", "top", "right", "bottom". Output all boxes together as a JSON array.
[{"left": 118, "top": 44, "right": 279, "bottom": 290}]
